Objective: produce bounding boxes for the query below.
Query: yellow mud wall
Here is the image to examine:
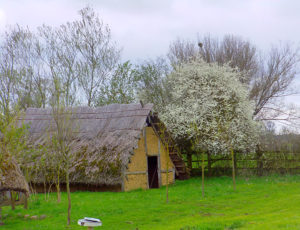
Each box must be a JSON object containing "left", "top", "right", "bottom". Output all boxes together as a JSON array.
[
  {"left": 124, "top": 127, "right": 175, "bottom": 191},
  {"left": 157, "top": 128, "right": 175, "bottom": 186},
  {"left": 161, "top": 172, "right": 174, "bottom": 186},
  {"left": 124, "top": 136, "right": 148, "bottom": 191},
  {"left": 126, "top": 136, "right": 147, "bottom": 173},
  {"left": 146, "top": 127, "right": 175, "bottom": 186},
  {"left": 124, "top": 174, "right": 147, "bottom": 191},
  {"left": 146, "top": 127, "right": 159, "bottom": 155}
]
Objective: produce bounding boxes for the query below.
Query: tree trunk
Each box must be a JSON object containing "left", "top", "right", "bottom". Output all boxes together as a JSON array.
[
  {"left": 234, "top": 151, "right": 238, "bottom": 176},
  {"left": 231, "top": 148, "right": 236, "bottom": 190},
  {"left": 207, "top": 151, "right": 211, "bottom": 177},
  {"left": 24, "top": 196, "right": 28, "bottom": 209},
  {"left": 0, "top": 207, "right": 3, "bottom": 225},
  {"left": 24, "top": 169, "right": 29, "bottom": 209},
  {"left": 43, "top": 181, "right": 47, "bottom": 201},
  {"left": 10, "top": 191, "right": 15, "bottom": 210},
  {"left": 57, "top": 184, "right": 61, "bottom": 203},
  {"left": 56, "top": 174, "right": 61, "bottom": 203},
  {"left": 66, "top": 168, "right": 71, "bottom": 225},
  {"left": 201, "top": 152, "right": 205, "bottom": 197},
  {"left": 166, "top": 145, "right": 169, "bottom": 204}
]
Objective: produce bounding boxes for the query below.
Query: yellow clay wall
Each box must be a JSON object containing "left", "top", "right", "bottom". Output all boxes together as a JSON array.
[{"left": 124, "top": 127, "right": 175, "bottom": 191}]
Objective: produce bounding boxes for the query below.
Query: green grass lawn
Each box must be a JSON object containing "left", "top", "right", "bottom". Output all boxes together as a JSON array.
[{"left": 3, "top": 175, "right": 300, "bottom": 229}]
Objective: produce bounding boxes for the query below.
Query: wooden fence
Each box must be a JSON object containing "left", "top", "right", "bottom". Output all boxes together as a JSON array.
[{"left": 183, "top": 151, "right": 300, "bottom": 177}]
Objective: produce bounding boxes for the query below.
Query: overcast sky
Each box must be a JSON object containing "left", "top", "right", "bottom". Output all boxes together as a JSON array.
[{"left": 0, "top": 0, "right": 299, "bottom": 107}]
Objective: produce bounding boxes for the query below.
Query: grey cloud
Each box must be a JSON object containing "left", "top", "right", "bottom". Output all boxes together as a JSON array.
[{"left": 0, "top": 0, "right": 299, "bottom": 106}]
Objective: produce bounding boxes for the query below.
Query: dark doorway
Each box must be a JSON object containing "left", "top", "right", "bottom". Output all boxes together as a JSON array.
[{"left": 148, "top": 156, "right": 159, "bottom": 188}]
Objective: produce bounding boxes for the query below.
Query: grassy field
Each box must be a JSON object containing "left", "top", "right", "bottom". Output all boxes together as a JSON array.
[{"left": 2, "top": 175, "right": 300, "bottom": 229}]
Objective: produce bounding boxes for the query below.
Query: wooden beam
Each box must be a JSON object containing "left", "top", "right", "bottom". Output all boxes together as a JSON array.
[
  {"left": 143, "top": 127, "right": 149, "bottom": 189},
  {"left": 158, "top": 138, "right": 162, "bottom": 187},
  {"left": 125, "top": 171, "right": 147, "bottom": 175},
  {"left": 161, "top": 169, "right": 174, "bottom": 173},
  {"left": 143, "top": 127, "right": 148, "bottom": 156}
]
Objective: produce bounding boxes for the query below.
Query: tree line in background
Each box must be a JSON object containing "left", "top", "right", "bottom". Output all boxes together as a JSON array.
[
  {"left": 1, "top": 4, "right": 300, "bottom": 185},
  {"left": 0, "top": 7, "right": 167, "bottom": 119},
  {"left": 1, "top": 7, "right": 298, "bottom": 121},
  {"left": 1, "top": 5, "right": 300, "bottom": 224},
  {"left": 189, "top": 128, "right": 300, "bottom": 179}
]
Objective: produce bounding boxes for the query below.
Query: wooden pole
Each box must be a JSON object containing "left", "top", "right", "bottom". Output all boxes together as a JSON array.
[
  {"left": 231, "top": 148, "right": 236, "bottom": 190},
  {"left": 201, "top": 151, "right": 205, "bottom": 197},
  {"left": 166, "top": 145, "right": 169, "bottom": 204},
  {"left": 56, "top": 172, "right": 61, "bottom": 203},
  {"left": 66, "top": 163, "right": 71, "bottom": 225},
  {"left": 24, "top": 169, "right": 29, "bottom": 209},
  {"left": 234, "top": 151, "right": 237, "bottom": 176},
  {"left": 207, "top": 151, "right": 211, "bottom": 177}
]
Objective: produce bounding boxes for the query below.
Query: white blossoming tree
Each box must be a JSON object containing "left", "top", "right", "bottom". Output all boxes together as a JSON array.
[{"left": 160, "top": 60, "right": 259, "bottom": 191}]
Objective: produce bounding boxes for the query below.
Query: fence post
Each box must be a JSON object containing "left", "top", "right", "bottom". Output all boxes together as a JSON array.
[
  {"left": 187, "top": 153, "right": 192, "bottom": 171},
  {"left": 256, "top": 145, "right": 263, "bottom": 176}
]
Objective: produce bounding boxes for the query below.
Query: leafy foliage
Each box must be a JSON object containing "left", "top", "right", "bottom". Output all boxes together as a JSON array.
[
  {"left": 135, "top": 58, "right": 171, "bottom": 111},
  {"left": 97, "top": 61, "right": 137, "bottom": 105}
]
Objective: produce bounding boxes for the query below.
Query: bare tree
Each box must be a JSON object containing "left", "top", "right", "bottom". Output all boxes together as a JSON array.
[
  {"left": 55, "top": 24, "right": 78, "bottom": 106},
  {"left": 135, "top": 58, "right": 171, "bottom": 112},
  {"left": 0, "top": 26, "right": 25, "bottom": 121},
  {"left": 250, "top": 43, "right": 299, "bottom": 117},
  {"left": 167, "top": 35, "right": 299, "bottom": 120},
  {"left": 72, "top": 7, "right": 121, "bottom": 106},
  {"left": 0, "top": 7, "right": 122, "bottom": 110},
  {"left": 38, "top": 24, "right": 78, "bottom": 107},
  {"left": 198, "top": 34, "right": 258, "bottom": 84},
  {"left": 50, "top": 78, "right": 76, "bottom": 225},
  {"left": 168, "top": 38, "right": 198, "bottom": 67},
  {"left": 0, "top": 25, "right": 49, "bottom": 114},
  {"left": 16, "top": 26, "right": 50, "bottom": 110}
]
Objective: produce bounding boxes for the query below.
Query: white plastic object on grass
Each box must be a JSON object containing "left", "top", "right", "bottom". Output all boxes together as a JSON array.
[
  {"left": 78, "top": 218, "right": 102, "bottom": 228},
  {"left": 84, "top": 217, "right": 101, "bottom": 223}
]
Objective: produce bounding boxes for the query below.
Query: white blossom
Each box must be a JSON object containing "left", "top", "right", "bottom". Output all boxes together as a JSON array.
[{"left": 160, "top": 60, "right": 260, "bottom": 154}]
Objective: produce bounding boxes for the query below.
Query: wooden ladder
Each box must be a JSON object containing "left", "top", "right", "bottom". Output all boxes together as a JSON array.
[{"left": 149, "top": 114, "right": 190, "bottom": 180}]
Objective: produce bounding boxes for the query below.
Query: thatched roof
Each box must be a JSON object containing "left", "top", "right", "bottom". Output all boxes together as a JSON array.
[
  {"left": 0, "top": 155, "right": 29, "bottom": 194},
  {"left": 21, "top": 104, "right": 153, "bottom": 186}
]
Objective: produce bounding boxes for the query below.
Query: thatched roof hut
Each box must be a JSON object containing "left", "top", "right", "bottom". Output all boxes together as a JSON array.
[
  {"left": 21, "top": 103, "right": 189, "bottom": 191},
  {"left": 0, "top": 156, "right": 29, "bottom": 194}
]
